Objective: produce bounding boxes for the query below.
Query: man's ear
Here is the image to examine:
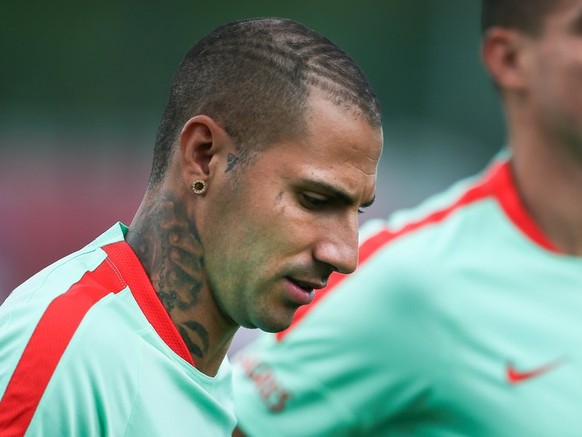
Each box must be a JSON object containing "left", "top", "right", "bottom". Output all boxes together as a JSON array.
[
  {"left": 481, "top": 27, "right": 531, "bottom": 91},
  {"left": 178, "top": 115, "right": 232, "bottom": 189}
]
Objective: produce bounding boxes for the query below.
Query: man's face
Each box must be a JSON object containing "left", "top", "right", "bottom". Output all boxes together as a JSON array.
[
  {"left": 525, "top": 0, "right": 582, "bottom": 153},
  {"left": 201, "top": 92, "right": 382, "bottom": 332}
]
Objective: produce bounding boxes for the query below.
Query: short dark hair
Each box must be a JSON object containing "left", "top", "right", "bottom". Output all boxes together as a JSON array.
[
  {"left": 149, "top": 17, "right": 382, "bottom": 187},
  {"left": 481, "top": 0, "right": 556, "bottom": 35}
]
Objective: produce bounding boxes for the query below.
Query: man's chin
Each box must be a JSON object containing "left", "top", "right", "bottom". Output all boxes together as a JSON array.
[{"left": 247, "top": 314, "right": 295, "bottom": 333}]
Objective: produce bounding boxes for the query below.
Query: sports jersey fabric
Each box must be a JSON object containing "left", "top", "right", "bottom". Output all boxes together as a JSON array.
[
  {"left": 232, "top": 157, "right": 582, "bottom": 436},
  {"left": 0, "top": 223, "right": 235, "bottom": 437}
]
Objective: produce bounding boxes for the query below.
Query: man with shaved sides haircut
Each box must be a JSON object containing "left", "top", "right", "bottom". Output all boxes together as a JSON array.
[
  {"left": 231, "top": 2, "right": 582, "bottom": 436},
  {"left": 0, "top": 18, "right": 382, "bottom": 436}
]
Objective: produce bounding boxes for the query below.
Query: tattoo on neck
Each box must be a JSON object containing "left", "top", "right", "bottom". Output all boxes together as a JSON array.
[
  {"left": 129, "top": 193, "right": 210, "bottom": 360},
  {"left": 179, "top": 321, "right": 210, "bottom": 358},
  {"left": 226, "top": 153, "right": 240, "bottom": 173}
]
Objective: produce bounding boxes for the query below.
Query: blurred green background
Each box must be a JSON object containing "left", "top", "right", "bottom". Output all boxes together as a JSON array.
[{"left": 0, "top": 0, "right": 504, "bottom": 299}]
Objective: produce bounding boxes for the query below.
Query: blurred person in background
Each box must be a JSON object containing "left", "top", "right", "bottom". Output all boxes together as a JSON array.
[
  {"left": 232, "top": 1, "right": 582, "bottom": 435},
  {"left": 0, "top": 18, "right": 382, "bottom": 436}
]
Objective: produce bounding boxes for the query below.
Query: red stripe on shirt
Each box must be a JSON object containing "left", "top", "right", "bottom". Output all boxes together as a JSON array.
[
  {"left": 491, "top": 162, "right": 558, "bottom": 253},
  {"left": 103, "top": 242, "right": 195, "bottom": 366},
  {"left": 277, "top": 159, "right": 556, "bottom": 340},
  {"left": 0, "top": 256, "right": 125, "bottom": 437}
]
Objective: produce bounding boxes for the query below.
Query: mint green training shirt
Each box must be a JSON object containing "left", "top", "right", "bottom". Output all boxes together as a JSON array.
[
  {"left": 0, "top": 223, "right": 235, "bottom": 436},
  {"left": 232, "top": 158, "right": 582, "bottom": 436}
]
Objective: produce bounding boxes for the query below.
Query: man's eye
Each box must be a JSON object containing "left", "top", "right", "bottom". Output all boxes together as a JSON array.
[{"left": 300, "top": 193, "right": 328, "bottom": 209}]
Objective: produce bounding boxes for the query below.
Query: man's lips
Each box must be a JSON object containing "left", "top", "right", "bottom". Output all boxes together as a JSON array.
[
  {"left": 289, "top": 277, "right": 327, "bottom": 292},
  {"left": 284, "top": 277, "right": 325, "bottom": 305}
]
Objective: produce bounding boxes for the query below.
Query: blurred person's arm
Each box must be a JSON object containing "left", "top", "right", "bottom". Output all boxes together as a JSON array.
[{"left": 230, "top": 219, "right": 442, "bottom": 436}]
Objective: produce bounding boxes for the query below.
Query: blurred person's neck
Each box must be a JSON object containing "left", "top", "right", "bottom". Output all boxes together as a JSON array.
[{"left": 508, "top": 121, "right": 582, "bottom": 256}]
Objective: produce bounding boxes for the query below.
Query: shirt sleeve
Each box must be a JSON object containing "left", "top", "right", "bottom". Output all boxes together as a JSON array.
[{"left": 232, "top": 243, "right": 446, "bottom": 436}]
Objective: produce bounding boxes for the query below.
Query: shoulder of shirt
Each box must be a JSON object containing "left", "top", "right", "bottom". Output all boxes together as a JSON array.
[
  {"left": 359, "top": 155, "right": 506, "bottom": 262},
  {"left": 53, "top": 222, "right": 126, "bottom": 264},
  {"left": 8, "top": 223, "right": 127, "bottom": 298}
]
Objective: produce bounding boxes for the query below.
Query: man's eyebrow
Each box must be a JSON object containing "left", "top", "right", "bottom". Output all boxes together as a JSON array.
[{"left": 307, "top": 180, "right": 376, "bottom": 208}]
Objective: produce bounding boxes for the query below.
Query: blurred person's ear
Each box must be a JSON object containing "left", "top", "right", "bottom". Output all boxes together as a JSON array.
[{"left": 481, "top": 27, "right": 531, "bottom": 92}]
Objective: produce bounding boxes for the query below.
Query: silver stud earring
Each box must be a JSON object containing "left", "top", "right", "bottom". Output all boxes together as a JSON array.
[{"left": 191, "top": 179, "right": 207, "bottom": 195}]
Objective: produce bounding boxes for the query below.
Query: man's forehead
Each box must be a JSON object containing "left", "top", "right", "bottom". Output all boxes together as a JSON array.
[{"left": 306, "top": 86, "right": 382, "bottom": 131}]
